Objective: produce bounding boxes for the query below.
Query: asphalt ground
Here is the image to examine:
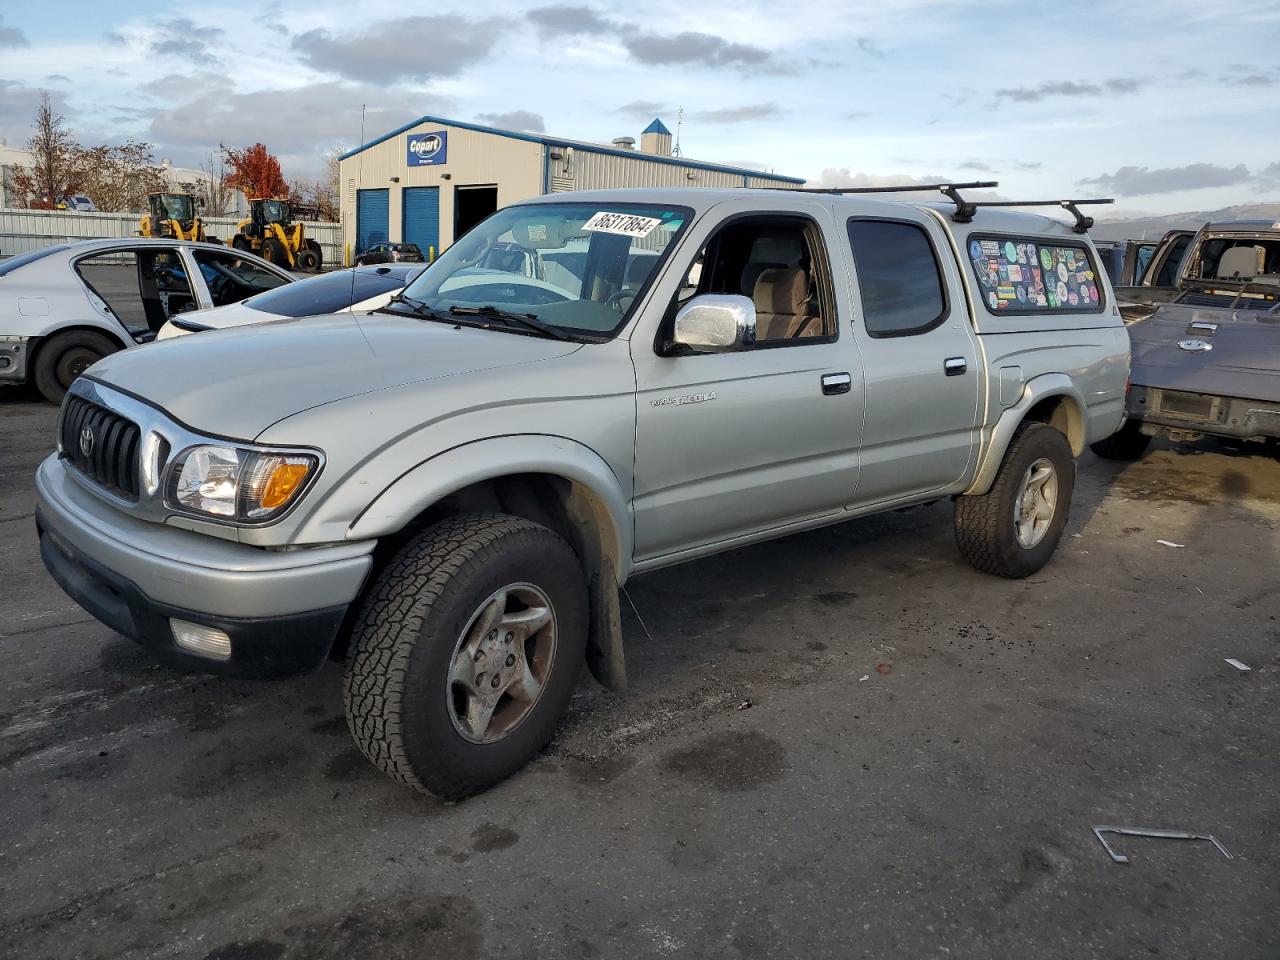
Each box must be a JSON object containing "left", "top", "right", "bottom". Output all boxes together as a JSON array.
[{"left": 1, "top": 385, "right": 1277, "bottom": 960}]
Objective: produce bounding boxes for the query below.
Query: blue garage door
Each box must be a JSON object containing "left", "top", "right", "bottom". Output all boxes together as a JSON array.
[
  {"left": 402, "top": 187, "right": 440, "bottom": 259},
  {"left": 356, "top": 188, "right": 389, "bottom": 255}
]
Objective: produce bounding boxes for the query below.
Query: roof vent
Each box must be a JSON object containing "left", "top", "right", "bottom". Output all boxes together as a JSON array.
[{"left": 612, "top": 136, "right": 636, "bottom": 150}]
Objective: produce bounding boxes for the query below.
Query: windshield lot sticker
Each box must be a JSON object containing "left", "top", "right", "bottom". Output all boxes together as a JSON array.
[
  {"left": 1040, "top": 248, "right": 1053, "bottom": 270},
  {"left": 997, "top": 285, "right": 1016, "bottom": 300},
  {"left": 970, "top": 240, "right": 983, "bottom": 260},
  {"left": 981, "top": 240, "right": 1000, "bottom": 256},
  {"left": 987, "top": 291, "right": 999, "bottom": 309},
  {"left": 1003, "top": 242, "right": 1018, "bottom": 261},
  {"left": 583, "top": 212, "right": 663, "bottom": 238},
  {"left": 1008, "top": 264, "right": 1023, "bottom": 282}
]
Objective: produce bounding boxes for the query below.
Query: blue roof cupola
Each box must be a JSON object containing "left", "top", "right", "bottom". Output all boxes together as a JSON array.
[{"left": 642, "top": 118, "right": 671, "bottom": 136}]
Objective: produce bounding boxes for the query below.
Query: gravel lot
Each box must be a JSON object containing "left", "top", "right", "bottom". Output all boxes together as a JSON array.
[{"left": 2, "top": 386, "right": 1277, "bottom": 960}]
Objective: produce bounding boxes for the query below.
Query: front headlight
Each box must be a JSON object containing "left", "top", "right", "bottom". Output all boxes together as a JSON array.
[{"left": 167, "top": 445, "right": 320, "bottom": 523}]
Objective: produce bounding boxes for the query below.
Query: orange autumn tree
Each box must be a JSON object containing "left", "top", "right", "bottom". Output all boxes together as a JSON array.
[{"left": 221, "top": 142, "right": 289, "bottom": 201}]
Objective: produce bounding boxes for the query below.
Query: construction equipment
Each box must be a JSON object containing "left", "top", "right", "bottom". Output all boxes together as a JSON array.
[
  {"left": 229, "top": 198, "right": 323, "bottom": 271},
  {"left": 139, "top": 193, "right": 212, "bottom": 243}
]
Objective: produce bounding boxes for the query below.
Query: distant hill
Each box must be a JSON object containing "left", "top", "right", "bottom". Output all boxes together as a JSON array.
[{"left": 1090, "top": 201, "right": 1280, "bottom": 241}]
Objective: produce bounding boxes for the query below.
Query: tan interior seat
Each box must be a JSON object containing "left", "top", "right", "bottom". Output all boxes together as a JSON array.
[
  {"left": 752, "top": 267, "right": 818, "bottom": 340},
  {"left": 1216, "top": 245, "right": 1263, "bottom": 279}
]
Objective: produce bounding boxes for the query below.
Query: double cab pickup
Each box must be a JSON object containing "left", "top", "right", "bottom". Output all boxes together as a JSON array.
[{"left": 36, "top": 188, "right": 1129, "bottom": 797}]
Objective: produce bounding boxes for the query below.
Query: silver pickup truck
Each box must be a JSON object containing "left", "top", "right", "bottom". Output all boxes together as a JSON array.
[{"left": 35, "top": 188, "right": 1128, "bottom": 797}]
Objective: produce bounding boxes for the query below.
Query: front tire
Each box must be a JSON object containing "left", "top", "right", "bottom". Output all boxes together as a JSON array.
[
  {"left": 1090, "top": 420, "right": 1151, "bottom": 461},
  {"left": 32, "top": 330, "right": 118, "bottom": 404},
  {"left": 955, "top": 422, "right": 1075, "bottom": 579},
  {"left": 260, "top": 238, "right": 287, "bottom": 266},
  {"left": 344, "top": 514, "right": 588, "bottom": 799}
]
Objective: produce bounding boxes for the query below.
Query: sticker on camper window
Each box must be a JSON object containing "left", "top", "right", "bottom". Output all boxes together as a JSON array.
[
  {"left": 582, "top": 211, "right": 663, "bottom": 238},
  {"left": 966, "top": 234, "right": 1104, "bottom": 314}
]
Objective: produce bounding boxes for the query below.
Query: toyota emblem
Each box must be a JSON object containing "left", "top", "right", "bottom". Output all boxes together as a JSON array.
[
  {"left": 1177, "top": 338, "right": 1213, "bottom": 353},
  {"left": 79, "top": 425, "right": 94, "bottom": 457}
]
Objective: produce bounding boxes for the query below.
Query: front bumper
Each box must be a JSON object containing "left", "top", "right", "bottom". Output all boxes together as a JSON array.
[
  {"left": 1129, "top": 385, "right": 1280, "bottom": 441},
  {"left": 36, "top": 455, "right": 375, "bottom": 677}
]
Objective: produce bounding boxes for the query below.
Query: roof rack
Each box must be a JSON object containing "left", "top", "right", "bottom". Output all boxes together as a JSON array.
[
  {"left": 963, "top": 198, "right": 1114, "bottom": 233},
  {"left": 787, "top": 181, "right": 999, "bottom": 224}
]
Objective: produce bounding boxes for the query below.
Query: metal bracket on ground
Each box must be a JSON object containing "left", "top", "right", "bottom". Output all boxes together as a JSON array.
[{"left": 1091, "top": 825, "right": 1233, "bottom": 864}]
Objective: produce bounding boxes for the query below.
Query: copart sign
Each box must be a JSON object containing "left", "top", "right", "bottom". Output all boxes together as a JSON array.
[{"left": 407, "top": 132, "right": 448, "bottom": 166}]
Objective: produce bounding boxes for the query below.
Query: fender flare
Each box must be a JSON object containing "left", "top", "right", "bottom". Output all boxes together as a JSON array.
[
  {"left": 964, "top": 373, "right": 1086, "bottom": 496},
  {"left": 346, "top": 433, "right": 633, "bottom": 576},
  {"left": 345, "top": 434, "right": 633, "bottom": 692}
]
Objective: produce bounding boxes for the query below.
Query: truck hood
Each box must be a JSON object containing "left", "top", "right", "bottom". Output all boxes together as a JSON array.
[
  {"left": 1129, "top": 301, "right": 1280, "bottom": 404},
  {"left": 87, "top": 312, "right": 582, "bottom": 439}
]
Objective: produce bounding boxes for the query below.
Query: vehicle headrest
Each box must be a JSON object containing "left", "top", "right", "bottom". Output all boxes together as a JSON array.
[
  {"left": 753, "top": 267, "right": 808, "bottom": 315},
  {"left": 1216, "top": 245, "right": 1263, "bottom": 279}
]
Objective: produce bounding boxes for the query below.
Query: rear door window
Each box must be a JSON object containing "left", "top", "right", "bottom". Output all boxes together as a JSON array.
[
  {"left": 75, "top": 248, "right": 198, "bottom": 336},
  {"left": 965, "top": 235, "right": 1104, "bottom": 314},
  {"left": 847, "top": 219, "right": 948, "bottom": 336}
]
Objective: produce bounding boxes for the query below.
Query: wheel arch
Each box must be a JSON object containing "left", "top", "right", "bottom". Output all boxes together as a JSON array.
[
  {"left": 342, "top": 436, "right": 632, "bottom": 691},
  {"left": 965, "top": 374, "right": 1087, "bottom": 496},
  {"left": 31, "top": 322, "right": 131, "bottom": 369}
]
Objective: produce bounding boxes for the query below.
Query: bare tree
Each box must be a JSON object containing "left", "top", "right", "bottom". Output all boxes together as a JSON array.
[
  {"left": 187, "top": 152, "right": 235, "bottom": 216},
  {"left": 10, "top": 91, "right": 77, "bottom": 208}
]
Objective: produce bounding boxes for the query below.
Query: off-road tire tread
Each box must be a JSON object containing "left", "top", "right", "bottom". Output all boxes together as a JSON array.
[
  {"left": 343, "top": 513, "right": 571, "bottom": 796},
  {"left": 955, "top": 422, "right": 1072, "bottom": 578}
]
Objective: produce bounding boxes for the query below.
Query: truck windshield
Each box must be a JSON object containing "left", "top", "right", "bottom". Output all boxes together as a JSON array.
[
  {"left": 400, "top": 202, "right": 693, "bottom": 338},
  {"left": 158, "top": 195, "right": 194, "bottom": 221},
  {"left": 261, "top": 200, "right": 290, "bottom": 224}
]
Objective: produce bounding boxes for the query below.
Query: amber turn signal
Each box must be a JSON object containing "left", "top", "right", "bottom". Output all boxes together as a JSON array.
[{"left": 261, "top": 462, "right": 312, "bottom": 509}]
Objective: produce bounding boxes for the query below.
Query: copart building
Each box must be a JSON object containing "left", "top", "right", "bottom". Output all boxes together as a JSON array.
[{"left": 337, "top": 116, "right": 803, "bottom": 260}]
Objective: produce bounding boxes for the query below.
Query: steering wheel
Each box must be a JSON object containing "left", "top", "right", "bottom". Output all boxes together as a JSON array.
[{"left": 606, "top": 287, "right": 636, "bottom": 312}]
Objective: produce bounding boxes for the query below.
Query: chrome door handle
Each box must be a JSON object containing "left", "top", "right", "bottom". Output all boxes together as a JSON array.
[
  {"left": 821, "top": 372, "right": 852, "bottom": 396},
  {"left": 944, "top": 357, "right": 967, "bottom": 376}
]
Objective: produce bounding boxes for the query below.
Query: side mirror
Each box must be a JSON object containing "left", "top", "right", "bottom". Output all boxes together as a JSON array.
[{"left": 672, "top": 294, "right": 756, "bottom": 352}]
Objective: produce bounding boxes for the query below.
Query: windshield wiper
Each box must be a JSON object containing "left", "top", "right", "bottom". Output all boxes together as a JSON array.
[
  {"left": 377, "top": 293, "right": 452, "bottom": 322},
  {"left": 448, "top": 304, "right": 573, "bottom": 341}
]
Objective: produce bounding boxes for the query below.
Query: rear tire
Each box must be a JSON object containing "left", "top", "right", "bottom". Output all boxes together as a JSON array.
[
  {"left": 344, "top": 514, "right": 588, "bottom": 799},
  {"left": 297, "top": 248, "right": 320, "bottom": 271},
  {"left": 955, "top": 422, "right": 1075, "bottom": 579},
  {"left": 1090, "top": 420, "right": 1152, "bottom": 461},
  {"left": 32, "top": 330, "right": 118, "bottom": 404}
]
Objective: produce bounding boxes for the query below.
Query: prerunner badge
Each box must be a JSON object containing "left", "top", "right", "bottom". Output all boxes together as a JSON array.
[{"left": 582, "top": 212, "right": 662, "bottom": 238}]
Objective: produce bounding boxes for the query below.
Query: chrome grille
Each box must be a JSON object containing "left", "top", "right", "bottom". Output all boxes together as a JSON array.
[{"left": 60, "top": 395, "right": 142, "bottom": 500}]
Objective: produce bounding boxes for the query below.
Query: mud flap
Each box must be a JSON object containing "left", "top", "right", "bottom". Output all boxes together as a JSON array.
[{"left": 585, "top": 555, "right": 626, "bottom": 693}]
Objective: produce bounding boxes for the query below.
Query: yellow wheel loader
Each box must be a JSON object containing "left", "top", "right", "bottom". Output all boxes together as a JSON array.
[
  {"left": 138, "top": 193, "right": 213, "bottom": 243},
  {"left": 229, "top": 198, "right": 323, "bottom": 271}
]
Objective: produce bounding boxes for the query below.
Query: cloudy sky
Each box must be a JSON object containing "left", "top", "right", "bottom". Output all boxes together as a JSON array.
[{"left": 1, "top": 0, "right": 1278, "bottom": 215}]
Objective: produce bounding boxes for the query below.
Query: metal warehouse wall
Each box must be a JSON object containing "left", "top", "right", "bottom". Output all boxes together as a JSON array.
[
  {"left": 567, "top": 150, "right": 797, "bottom": 191},
  {"left": 339, "top": 120, "right": 803, "bottom": 257},
  {"left": 338, "top": 122, "right": 543, "bottom": 256},
  {"left": 0, "top": 208, "right": 342, "bottom": 265}
]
